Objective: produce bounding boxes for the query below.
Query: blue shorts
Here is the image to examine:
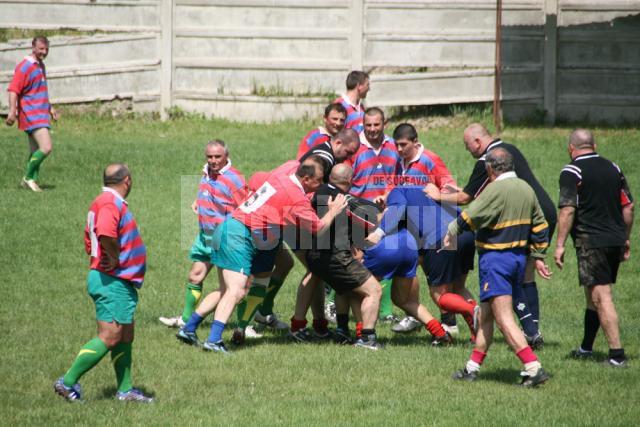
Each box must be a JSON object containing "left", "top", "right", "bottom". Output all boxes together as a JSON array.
[
  {"left": 210, "top": 218, "right": 279, "bottom": 275},
  {"left": 478, "top": 248, "right": 526, "bottom": 302},
  {"left": 422, "top": 230, "right": 475, "bottom": 286},
  {"left": 364, "top": 229, "right": 418, "bottom": 280}
]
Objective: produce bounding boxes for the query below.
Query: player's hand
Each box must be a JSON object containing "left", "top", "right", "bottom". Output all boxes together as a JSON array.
[
  {"left": 535, "top": 259, "right": 552, "bottom": 279},
  {"left": 373, "top": 194, "right": 386, "bottom": 208},
  {"left": 423, "top": 183, "right": 441, "bottom": 201},
  {"left": 438, "top": 232, "right": 452, "bottom": 252},
  {"left": 100, "top": 253, "right": 118, "bottom": 271},
  {"left": 328, "top": 193, "right": 348, "bottom": 214},
  {"left": 554, "top": 245, "right": 565, "bottom": 269},
  {"left": 5, "top": 111, "right": 16, "bottom": 126},
  {"left": 365, "top": 231, "right": 382, "bottom": 246},
  {"left": 443, "top": 183, "right": 462, "bottom": 193},
  {"left": 51, "top": 107, "right": 59, "bottom": 121},
  {"left": 622, "top": 239, "right": 631, "bottom": 262},
  {"left": 191, "top": 200, "right": 198, "bottom": 214},
  {"left": 351, "top": 246, "right": 364, "bottom": 262}
]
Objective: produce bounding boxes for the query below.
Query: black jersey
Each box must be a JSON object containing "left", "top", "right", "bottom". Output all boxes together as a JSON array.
[
  {"left": 463, "top": 139, "right": 557, "bottom": 232},
  {"left": 558, "top": 153, "right": 632, "bottom": 248},
  {"left": 299, "top": 141, "right": 335, "bottom": 183}
]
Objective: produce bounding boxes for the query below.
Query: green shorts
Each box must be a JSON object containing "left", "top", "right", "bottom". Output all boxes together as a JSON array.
[
  {"left": 210, "top": 218, "right": 278, "bottom": 275},
  {"left": 87, "top": 270, "right": 138, "bottom": 324},
  {"left": 189, "top": 230, "right": 213, "bottom": 263}
]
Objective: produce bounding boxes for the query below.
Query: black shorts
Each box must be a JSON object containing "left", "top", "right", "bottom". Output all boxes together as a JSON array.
[
  {"left": 576, "top": 246, "right": 623, "bottom": 287},
  {"left": 306, "top": 250, "right": 371, "bottom": 295},
  {"left": 422, "top": 231, "right": 475, "bottom": 286}
]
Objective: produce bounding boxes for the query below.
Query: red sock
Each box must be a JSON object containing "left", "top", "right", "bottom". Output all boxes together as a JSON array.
[
  {"left": 470, "top": 349, "right": 487, "bottom": 365},
  {"left": 516, "top": 346, "right": 538, "bottom": 364},
  {"left": 438, "top": 293, "right": 474, "bottom": 316},
  {"left": 313, "top": 318, "right": 329, "bottom": 334},
  {"left": 290, "top": 317, "right": 307, "bottom": 332},
  {"left": 355, "top": 322, "right": 363, "bottom": 338},
  {"left": 426, "top": 319, "right": 446, "bottom": 338}
]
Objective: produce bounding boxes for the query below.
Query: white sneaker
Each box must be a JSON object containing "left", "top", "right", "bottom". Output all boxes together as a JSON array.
[
  {"left": 391, "top": 316, "right": 422, "bottom": 333},
  {"left": 254, "top": 312, "right": 288, "bottom": 330},
  {"left": 324, "top": 302, "right": 337, "bottom": 323},
  {"left": 159, "top": 315, "right": 185, "bottom": 328},
  {"left": 442, "top": 324, "right": 459, "bottom": 336},
  {"left": 244, "top": 325, "right": 264, "bottom": 339},
  {"left": 22, "top": 178, "right": 43, "bottom": 192}
]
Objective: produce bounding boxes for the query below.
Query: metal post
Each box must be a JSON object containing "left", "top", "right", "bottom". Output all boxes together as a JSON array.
[{"left": 493, "top": 0, "right": 503, "bottom": 133}]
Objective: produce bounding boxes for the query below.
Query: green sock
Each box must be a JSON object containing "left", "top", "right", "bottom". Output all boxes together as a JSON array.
[
  {"left": 111, "top": 342, "right": 133, "bottom": 393},
  {"left": 379, "top": 279, "right": 393, "bottom": 317},
  {"left": 62, "top": 337, "right": 109, "bottom": 387},
  {"left": 258, "top": 276, "right": 284, "bottom": 316},
  {"left": 181, "top": 282, "right": 203, "bottom": 323},
  {"left": 24, "top": 150, "right": 47, "bottom": 181},
  {"left": 236, "top": 284, "right": 267, "bottom": 329}
]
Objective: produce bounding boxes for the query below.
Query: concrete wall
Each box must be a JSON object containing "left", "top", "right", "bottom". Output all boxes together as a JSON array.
[{"left": 0, "top": 0, "right": 638, "bottom": 124}]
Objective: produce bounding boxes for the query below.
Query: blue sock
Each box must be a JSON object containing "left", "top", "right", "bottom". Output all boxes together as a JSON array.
[
  {"left": 522, "top": 282, "right": 540, "bottom": 323},
  {"left": 512, "top": 282, "right": 538, "bottom": 337},
  {"left": 207, "top": 320, "right": 226, "bottom": 343},
  {"left": 184, "top": 313, "right": 204, "bottom": 333}
]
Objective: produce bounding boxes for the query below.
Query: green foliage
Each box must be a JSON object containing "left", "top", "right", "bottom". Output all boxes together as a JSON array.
[
  {"left": 0, "top": 28, "right": 107, "bottom": 43},
  {"left": 0, "top": 117, "right": 638, "bottom": 425}
]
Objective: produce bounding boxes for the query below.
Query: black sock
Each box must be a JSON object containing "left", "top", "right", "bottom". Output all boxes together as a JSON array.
[
  {"left": 336, "top": 314, "right": 349, "bottom": 332},
  {"left": 609, "top": 348, "right": 625, "bottom": 362},
  {"left": 581, "top": 309, "right": 600, "bottom": 352},
  {"left": 441, "top": 312, "right": 456, "bottom": 327},
  {"left": 522, "top": 281, "right": 540, "bottom": 323},
  {"left": 512, "top": 282, "right": 538, "bottom": 337}
]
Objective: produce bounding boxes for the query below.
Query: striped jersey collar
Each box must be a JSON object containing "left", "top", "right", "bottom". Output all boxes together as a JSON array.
[
  {"left": 340, "top": 93, "right": 362, "bottom": 110},
  {"left": 202, "top": 159, "right": 232, "bottom": 176},
  {"left": 402, "top": 144, "right": 425, "bottom": 174},
  {"left": 574, "top": 152, "right": 599, "bottom": 161},
  {"left": 359, "top": 132, "right": 392, "bottom": 151},
  {"left": 317, "top": 126, "right": 332, "bottom": 137},
  {"left": 495, "top": 171, "right": 517, "bottom": 181},
  {"left": 485, "top": 139, "right": 503, "bottom": 154},
  {"left": 102, "top": 187, "right": 128, "bottom": 205}
]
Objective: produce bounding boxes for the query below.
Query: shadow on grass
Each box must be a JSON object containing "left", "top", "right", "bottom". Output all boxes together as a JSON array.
[{"left": 478, "top": 368, "right": 532, "bottom": 386}]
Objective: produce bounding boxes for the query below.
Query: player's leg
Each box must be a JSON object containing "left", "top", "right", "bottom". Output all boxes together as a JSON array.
[
  {"left": 393, "top": 276, "right": 423, "bottom": 333},
  {"left": 290, "top": 271, "right": 319, "bottom": 336},
  {"left": 513, "top": 258, "right": 541, "bottom": 346},
  {"left": 256, "top": 246, "right": 293, "bottom": 328},
  {"left": 351, "top": 276, "right": 381, "bottom": 332},
  {"left": 235, "top": 274, "right": 269, "bottom": 332},
  {"left": 391, "top": 276, "right": 449, "bottom": 343},
  {"left": 587, "top": 284, "right": 625, "bottom": 364},
  {"left": 310, "top": 281, "right": 330, "bottom": 338},
  {"left": 453, "top": 300, "right": 494, "bottom": 381},
  {"left": 181, "top": 261, "right": 211, "bottom": 321},
  {"left": 24, "top": 128, "right": 52, "bottom": 186}
]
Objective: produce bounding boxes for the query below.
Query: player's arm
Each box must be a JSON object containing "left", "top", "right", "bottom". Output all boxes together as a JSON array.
[
  {"left": 367, "top": 189, "right": 406, "bottom": 245},
  {"left": 620, "top": 170, "right": 634, "bottom": 261},
  {"left": 425, "top": 185, "right": 472, "bottom": 205},
  {"left": 554, "top": 168, "right": 579, "bottom": 268},
  {"left": 99, "top": 236, "right": 120, "bottom": 271},
  {"left": 95, "top": 204, "right": 121, "bottom": 271},
  {"left": 6, "top": 91, "right": 18, "bottom": 126},
  {"left": 529, "top": 198, "right": 552, "bottom": 279},
  {"left": 431, "top": 159, "right": 487, "bottom": 205}
]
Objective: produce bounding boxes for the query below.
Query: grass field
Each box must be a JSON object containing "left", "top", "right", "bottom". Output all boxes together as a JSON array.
[{"left": 1, "top": 112, "right": 638, "bottom": 426}]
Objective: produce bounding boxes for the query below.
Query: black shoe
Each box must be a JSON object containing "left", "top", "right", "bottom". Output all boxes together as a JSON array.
[
  {"left": 569, "top": 348, "right": 593, "bottom": 359},
  {"left": 176, "top": 328, "right": 200, "bottom": 346},
  {"left": 333, "top": 329, "right": 353, "bottom": 345},
  {"left": 526, "top": 332, "right": 544, "bottom": 350},
  {"left": 603, "top": 358, "right": 627, "bottom": 368},
  {"left": 520, "top": 368, "right": 550, "bottom": 387},
  {"left": 353, "top": 337, "right": 383, "bottom": 351},
  {"left": 288, "top": 328, "right": 314, "bottom": 343},
  {"left": 452, "top": 368, "right": 477, "bottom": 382},
  {"left": 312, "top": 329, "right": 333, "bottom": 342},
  {"left": 431, "top": 332, "right": 453, "bottom": 347}
]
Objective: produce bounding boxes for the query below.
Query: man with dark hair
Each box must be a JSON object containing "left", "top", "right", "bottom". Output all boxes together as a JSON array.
[
  {"left": 177, "top": 156, "right": 348, "bottom": 354},
  {"left": 296, "top": 103, "right": 347, "bottom": 159},
  {"left": 6, "top": 36, "right": 58, "bottom": 192},
  {"left": 54, "top": 164, "right": 153, "bottom": 402},
  {"left": 445, "top": 148, "right": 552, "bottom": 387},
  {"left": 334, "top": 71, "right": 370, "bottom": 132},
  {"left": 159, "top": 140, "right": 247, "bottom": 329},
  {"left": 426, "top": 123, "right": 556, "bottom": 348},
  {"left": 555, "top": 129, "right": 633, "bottom": 367}
]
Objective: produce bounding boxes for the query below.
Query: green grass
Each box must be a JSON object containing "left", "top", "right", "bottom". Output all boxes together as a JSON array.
[{"left": 1, "top": 114, "right": 638, "bottom": 426}]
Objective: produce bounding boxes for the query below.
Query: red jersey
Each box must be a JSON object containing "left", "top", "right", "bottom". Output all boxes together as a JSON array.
[
  {"left": 423, "top": 148, "right": 457, "bottom": 191},
  {"left": 296, "top": 127, "right": 331, "bottom": 160},
  {"left": 7, "top": 56, "right": 51, "bottom": 131},
  {"left": 85, "top": 188, "right": 147, "bottom": 287},
  {"left": 232, "top": 162, "right": 323, "bottom": 247}
]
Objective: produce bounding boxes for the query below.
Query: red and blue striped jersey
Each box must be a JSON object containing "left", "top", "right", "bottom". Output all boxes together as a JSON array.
[
  {"left": 197, "top": 161, "right": 247, "bottom": 236},
  {"left": 423, "top": 148, "right": 457, "bottom": 190},
  {"left": 85, "top": 188, "right": 147, "bottom": 287},
  {"left": 296, "top": 127, "right": 331, "bottom": 160},
  {"left": 334, "top": 95, "right": 364, "bottom": 133},
  {"left": 7, "top": 56, "right": 51, "bottom": 131},
  {"left": 397, "top": 144, "right": 436, "bottom": 187},
  {"left": 346, "top": 133, "right": 400, "bottom": 201}
]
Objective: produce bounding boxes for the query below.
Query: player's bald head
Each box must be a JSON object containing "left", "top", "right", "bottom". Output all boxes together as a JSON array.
[
  {"left": 103, "top": 163, "right": 131, "bottom": 186},
  {"left": 335, "top": 128, "right": 359, "bottom": 145},
  {"left": 330, "top": 163, "right": 353, "bottom": 190},
  {"left": 569, "top": 129, "right": 595, "bottom": 150},
  {"left": 464, "top": 123, "right": 491, "bottom": 140}
]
